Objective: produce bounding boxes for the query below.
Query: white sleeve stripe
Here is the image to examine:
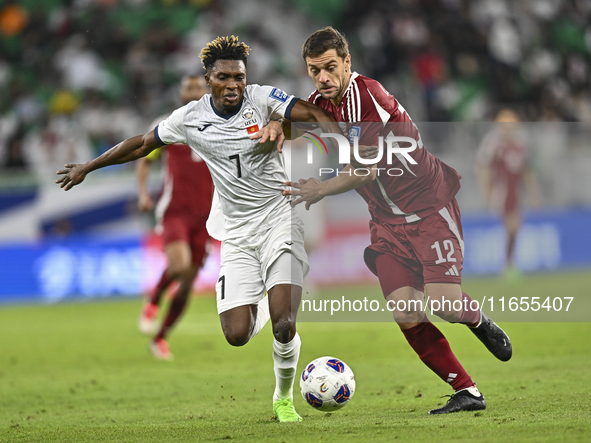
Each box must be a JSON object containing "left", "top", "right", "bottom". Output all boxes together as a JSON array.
[
  {"left": 351, "top": 84, "right": 356, "bottom": 122},
  {"left": 347, "top": 89, "right": 352, "bottom": 122},
  {"left": 353, "top": 80, "right": 361, "bottom": 121},
  {"left": 375, "top": 176, "right": 420, "bottom": 221},
  {"left": 438, "top": 207, "right": 465, "bottom": 257},
  {"left": 367, "top": 90, "right": 391, "bottom": 124}
]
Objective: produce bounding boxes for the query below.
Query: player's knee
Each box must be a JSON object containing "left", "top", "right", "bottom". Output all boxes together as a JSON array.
[
  {"left": 429, "top": 299, "right": 462, "bottom": 322},
  {"left": 223, "top": 329, "right": 250, "bottom": 347},
  {"left": 272, "top": 318, "right": 295, "bottom": 343},
  {"left": 432, "top": 309, "right": 462, "bottom": 323},
  {"left": 221, "top": 318, "right": 252, "bottom": 347},
  {"left": 167, "top": 261, "right": 193, "bottom": 280},
  {"left": 392, "top": 309, "right": 424, "bottom": 325}
]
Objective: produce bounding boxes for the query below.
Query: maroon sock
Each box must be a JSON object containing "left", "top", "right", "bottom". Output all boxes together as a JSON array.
[
  {"left": 402, "top": 315, "right": 474, "bottom": 391},
  {"left": 155, "top": 291, "right": 190, "bottom": 340},
  {"left": 457, "top": 292, "right": 481, "bottom": 327},
  {"left": 149, "top": 270, "right": 174, "bottom": 306}
]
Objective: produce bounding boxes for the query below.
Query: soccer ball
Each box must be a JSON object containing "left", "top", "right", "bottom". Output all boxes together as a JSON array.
[{"left": 300, "top": 356, "right": 356, "bottom": 411}]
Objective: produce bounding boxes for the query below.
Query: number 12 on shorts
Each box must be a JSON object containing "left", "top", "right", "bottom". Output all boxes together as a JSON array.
[{"left": 431, "top": 240, "right": 456, "bottom": 264}]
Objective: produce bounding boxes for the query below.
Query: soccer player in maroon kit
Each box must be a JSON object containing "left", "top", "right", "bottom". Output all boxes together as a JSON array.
[
  {"left": 137, "top": 75, "right": 214, "bottom": 360},
  {"left": 477, "top": 108, "right": 541, "bottom": 281},
  {"left": 285, "top": 27, "right": 512, "bottom": 414}
]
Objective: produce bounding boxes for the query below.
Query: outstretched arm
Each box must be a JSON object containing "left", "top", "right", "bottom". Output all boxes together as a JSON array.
[
  {"left": 250, "top": 99, "right": 340, "bottom": 152},
  {"left": 136, "top": 156, "right": 155, "bottom": 211},
  {"left": 56, "top": 130, "right": 163, "bottom": 191},
  {"left": 281, "top": 99, "right": 379, "bottom": 208},
  {"left": 288, "top": 99, "right": 336, "bottom": 124},
  {"left": 284, "top": 164, "right": 377, "bottom": 210},
  {"left": 283, "top": 99, "right": 339, "bottom": 139}
]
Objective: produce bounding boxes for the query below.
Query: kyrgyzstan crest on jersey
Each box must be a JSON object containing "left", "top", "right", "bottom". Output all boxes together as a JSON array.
[
  {"left": 242, "top": 107, "right": 259, "bottom": 134},
  {"left": 270, "top": 88, "right": 289, "bottom": 103}
]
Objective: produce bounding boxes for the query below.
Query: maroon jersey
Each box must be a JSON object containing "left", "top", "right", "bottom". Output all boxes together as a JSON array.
[
  {"left": 477, "top": 129, "right": 529, "bottom": 214},
  {"left": 308, "top": 72, "right": 461, "bottom": 225},
  {"left": 153, "top": 143, "right": 214, "bottom": 222}
]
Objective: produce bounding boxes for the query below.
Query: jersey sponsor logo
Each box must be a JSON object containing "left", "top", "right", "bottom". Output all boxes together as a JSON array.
[
  {"left": 270, "top": 88, "right": 289, "bottom": 103},
  {"left": 197, "top": 123, "right": 212, "bottom": 132}
]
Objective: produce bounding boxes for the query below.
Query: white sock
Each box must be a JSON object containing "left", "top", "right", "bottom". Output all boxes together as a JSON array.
[
  {"left": 249, "top": 296, "right": 271, "bottom": 340},
  {"left": 272, "top": 332, "right": 301, "bottom": 401},
  {"left": 470, "top": 311, "right": 483, "bottom": 329}
]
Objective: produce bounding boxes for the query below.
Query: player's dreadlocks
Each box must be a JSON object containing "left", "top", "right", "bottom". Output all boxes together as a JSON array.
[{"left": 199, "top": 36, "right": 251, "bottom": 71}]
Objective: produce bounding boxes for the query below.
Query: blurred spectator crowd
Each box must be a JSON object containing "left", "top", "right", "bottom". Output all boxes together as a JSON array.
[
  {"left": 1, "top": 0, "right": 591, "bottom": 179},
  {"left": 343, "top": 0, "right": 591, "bottom": 122}
]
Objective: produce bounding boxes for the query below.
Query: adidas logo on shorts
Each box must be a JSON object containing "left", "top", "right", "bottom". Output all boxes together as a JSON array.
[{"left": 445, "top": 265, "right": 460, "bottom": 276}]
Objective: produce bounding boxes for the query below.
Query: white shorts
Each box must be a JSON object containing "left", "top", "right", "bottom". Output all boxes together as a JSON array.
[{"left": 215, "top": 218, "right": 309, "bottom": 314}]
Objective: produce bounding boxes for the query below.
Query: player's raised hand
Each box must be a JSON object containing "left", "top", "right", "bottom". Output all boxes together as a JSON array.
[
  {"left": 283, "top": 178, "right": 323, "bottom": 210},
  {"left": 250, "top": 120, "right": 285, "bottom": 152},
  {"left": 55, "top": 164, "right": 89, "bottom": 191}
]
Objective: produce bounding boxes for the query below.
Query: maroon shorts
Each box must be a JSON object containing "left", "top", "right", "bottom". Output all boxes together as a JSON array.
[
  {"left": 364, "top": 199, "right": 464, "bottom": 297},
  {"left": 160, "top": 213, "right": 210, "bottom": 266}
]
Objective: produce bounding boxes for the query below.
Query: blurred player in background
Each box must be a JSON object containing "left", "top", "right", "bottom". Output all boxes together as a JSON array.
[
  {"left": 285, "top": 27, "right": 512, "bottom": 415},
  {"left": 477, "top": 108, "right": 541, "bottom": 282},
  {"left": 56, "top": 35, "right": 339, "bottom": 423},
  {"left": 137, "top": 75, "right": 214, "bottom": 361}
]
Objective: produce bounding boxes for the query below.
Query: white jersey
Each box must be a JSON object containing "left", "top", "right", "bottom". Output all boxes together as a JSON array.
[{"left": 156, "top": 84, "right": 298, "bottom": 240}]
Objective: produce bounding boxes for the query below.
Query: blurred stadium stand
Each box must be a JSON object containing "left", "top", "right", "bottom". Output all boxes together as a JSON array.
[{"left": 1, "top": 0, "right": 591, "bottom": 301}]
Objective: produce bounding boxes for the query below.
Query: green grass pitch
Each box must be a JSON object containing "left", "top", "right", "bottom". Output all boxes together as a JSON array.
[{"left": 1, "top": 272, "right": 590, "bottom": 442}]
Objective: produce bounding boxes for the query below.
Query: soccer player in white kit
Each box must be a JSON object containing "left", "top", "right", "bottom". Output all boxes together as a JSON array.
[{"left": 56, "top": 36, "right": 338, "bottom": 423}]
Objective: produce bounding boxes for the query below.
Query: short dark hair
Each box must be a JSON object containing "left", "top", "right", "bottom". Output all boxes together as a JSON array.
[
  {"left": 199, "top": 35, "right": 250, "bottom": 71},
  {"left": 302, "top": 27, "right": 349, "bottom": 61}
]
